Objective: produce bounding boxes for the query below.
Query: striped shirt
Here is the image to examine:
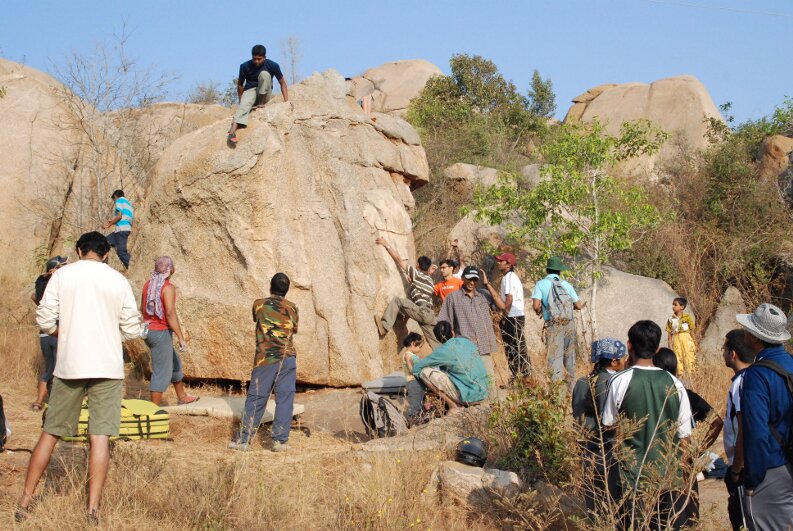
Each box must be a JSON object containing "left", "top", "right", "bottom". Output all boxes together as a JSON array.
[
  {"left": 407, "top": 265, "right": 433, "bottom": 309},
  {"left": 114, "top": 197, "right": 134, "bottom": 232},
  {"left": 437, "top": 288, "right": 499, "bottom": 355}
]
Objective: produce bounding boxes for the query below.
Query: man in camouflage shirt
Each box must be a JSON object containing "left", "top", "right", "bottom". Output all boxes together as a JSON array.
[{"left": 229, "top": 273, "right": 298, "bottom": 452}]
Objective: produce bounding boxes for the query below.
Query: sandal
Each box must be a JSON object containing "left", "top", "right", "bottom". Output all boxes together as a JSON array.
[
  {"left": 31, "top": 402, "right": 44, "bottom": 411},
  {"left": 227, "top": 132, "right": 238, "bottom": 144},
  {"left": 177, "top": 395, "right": 199, "bottom": 406}
]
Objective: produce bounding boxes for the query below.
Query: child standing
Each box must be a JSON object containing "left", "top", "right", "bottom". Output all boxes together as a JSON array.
[{"left": 666, "top": 297, "right": 697, "bottom": 376}]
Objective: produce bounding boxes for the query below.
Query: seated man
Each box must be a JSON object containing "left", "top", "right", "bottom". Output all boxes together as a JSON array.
[{"left": 405, "top": 320, "right": 489, "bottom": 422}]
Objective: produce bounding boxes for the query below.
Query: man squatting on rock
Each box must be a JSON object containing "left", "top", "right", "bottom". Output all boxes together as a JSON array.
[{"left": 227, "top": 44, "right": 289, "bottom": 144}]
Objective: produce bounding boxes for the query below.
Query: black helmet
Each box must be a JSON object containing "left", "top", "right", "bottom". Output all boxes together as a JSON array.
[{"left": 455, "top": 437, "right": 487, "bottom": 467}]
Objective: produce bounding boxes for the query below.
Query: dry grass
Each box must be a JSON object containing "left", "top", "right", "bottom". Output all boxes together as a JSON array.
[
  {"left": 0, "top": 326, "right": 502, "bottom": 529},
  {"left": 0, "top": 322, "right": 732, "bottom": 530}
]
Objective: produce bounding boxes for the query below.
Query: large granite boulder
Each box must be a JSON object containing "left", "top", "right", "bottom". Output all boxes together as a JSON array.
[
  {"left": 348, "top": 59, "right": 443, "bottom": 115},
  {"left": 580, "top": 267, "right": 679, "bottom": 344},
  {"left": 564, "top": 75, "right": 724, "bottom": 180},
  {"left": 699, "top": 287, "right": 745, "bottom": 364},
  {"left": 130, "top": 69, "right": 430, "bottom": 386},
  {"left": 0, "top": 59, "right": 113, "bottom": 315},
  {"left": 100, "top": 102, "right": 230, "bottom": 184},
  {"left": 443, "top": 163, "right": 500, "bottom": 196}
]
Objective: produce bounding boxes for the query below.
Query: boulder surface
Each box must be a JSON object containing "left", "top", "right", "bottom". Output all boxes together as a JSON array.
[
  {"left": 580, "top": 266, "right": 679, "bottom": 344},
  {"left": 699, "top": 286, "right": 745, "bottom": 364},
  {"left": 131, "top": 69, "right": 430, "bottom": 386},
  {"left": 564, "top": 75, "right": 723, "bottom": 179},
  {"left": 349, "top": 59, "right": 442, "bottom": 115}
]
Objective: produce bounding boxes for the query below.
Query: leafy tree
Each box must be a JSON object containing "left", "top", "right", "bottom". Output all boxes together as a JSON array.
[
  {"left": 472, "top": 119, "right": 668, "bottom": 339},
  {"left": 407, "top": 54, "right": 550, "bottom": 168},
  {"left": 526, "top": 69, "right": 556, "bottom": 118}
]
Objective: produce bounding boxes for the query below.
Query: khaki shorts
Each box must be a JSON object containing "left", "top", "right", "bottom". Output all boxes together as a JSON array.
[
  {"left": 43, "top": 377, "right": 123, "bottom": 437},
  {"left": 418, "top": 367, "right": 462, "bottom": 403}
]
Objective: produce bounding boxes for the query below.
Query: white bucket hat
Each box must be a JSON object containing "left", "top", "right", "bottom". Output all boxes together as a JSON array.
[{"left": 736, "top": 303, "right": 791, "bottom": 344}]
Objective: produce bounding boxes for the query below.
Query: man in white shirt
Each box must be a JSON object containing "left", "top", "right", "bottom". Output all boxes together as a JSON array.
[
  {"left": 722, "top": 328, "right": 756, "bottom": 531},
  {"left": 18, "top": 231, "right": 143, "bottom": 524},
  {"left": 495, "top": 253, "right": 529, "bottom": 380}
]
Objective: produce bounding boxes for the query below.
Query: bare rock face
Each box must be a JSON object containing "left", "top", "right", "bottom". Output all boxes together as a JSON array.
[
  {"left": 699, "top": 287, "right": 745, "bottom": 364},
  {"left": 580, "top": 267, "right": 679, "bottom": 344},
  {"left": 564, "top": 75, "right": 724, "bottom": 180},
  {"left": 100, "top": 102, "right": 230, "bottom": 184},
  {"left": 349, "top": 59, "right": 443, "bottom": 115},
  {"left": 131, "top": 69, "right": 430, "bottom": 386},
  {"left": 0, "top": 59, "right": 111, "bottom": 315}
]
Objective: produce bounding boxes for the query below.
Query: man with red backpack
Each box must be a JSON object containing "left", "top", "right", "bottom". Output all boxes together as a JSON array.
[{"left": 531, "top": 256, "right": 584, "bottom": 391}]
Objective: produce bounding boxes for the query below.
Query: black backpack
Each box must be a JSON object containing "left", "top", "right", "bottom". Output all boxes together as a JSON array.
[
  {"left": 0, "top": 394, "right": 7, "bottom": 452},
  {"left": 752, "top": 360, "right": 793, "bottom": 462}
]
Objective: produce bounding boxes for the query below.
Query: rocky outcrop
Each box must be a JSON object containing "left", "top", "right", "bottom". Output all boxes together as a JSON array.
[
  {"left": 101, "top": 102, "right": 230, "bottom": 182},
  {"left": 758, "top": 135, "right": 793, "bottom": 178},
  {"left": 130, "top": 69, "right": 430, "bottom": 386},
  {"left": 757, "top": 135, "right": 793, "bottom": 209},
  {"left": 348, "top": 60, "right": 442, "bottom": 115},
  {"left": 0, "top": 59, "right": 235, "bottom": 317},
  {"left": 0, "top": 59, "right": 111, "bottom": 315},
  {"left": 699, "top": 287, "right": 745, "bottom": 364},
  {"left": 442, "top": 163, "right": 500, "bottom": 204},
  {"left": 564, "top": 75, "right": 724, "bottom": 180}
]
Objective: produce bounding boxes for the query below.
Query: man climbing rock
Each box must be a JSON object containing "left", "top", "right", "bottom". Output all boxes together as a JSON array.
[
  {"left": 375, "top": 237, "right": 439, "bottom": 349},
  {"left": 102, "top": 189, "right": 133, "bottom": 270},
  {"left": 228, "top": 44, "right": 289, "bottom": 145}
]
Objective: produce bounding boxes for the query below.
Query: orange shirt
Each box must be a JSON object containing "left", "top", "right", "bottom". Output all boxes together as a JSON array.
[{"left": 433, "top": 277, "right": 463, "bottom": 302}]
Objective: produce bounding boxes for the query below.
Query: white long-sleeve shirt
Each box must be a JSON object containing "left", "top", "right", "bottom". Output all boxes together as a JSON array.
[{"left": 36, "top": 259, "right": 143, "bottom": 379}]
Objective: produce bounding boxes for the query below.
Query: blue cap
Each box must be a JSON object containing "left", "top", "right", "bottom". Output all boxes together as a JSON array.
[{"left": 591, "top": 338, "right": 627, "bottom": 363}]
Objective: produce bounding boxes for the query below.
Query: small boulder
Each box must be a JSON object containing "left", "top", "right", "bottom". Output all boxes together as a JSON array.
[
  {"left": 443, "top": 162, "right": 498, "bottom": 200},
  {"left": 699, "top": 287, "right": 746, "bottom": 364},
  {"left": 432, "top": 461, "right": 522, "bottom": 506},
  {"left": 758, "top": 135, "right": 793, "bottom": 178},
  {"left": 350, "top": 59, "right": 443, "bottom": 116}
]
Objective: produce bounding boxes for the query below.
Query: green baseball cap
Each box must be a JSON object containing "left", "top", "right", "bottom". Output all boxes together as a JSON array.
[{"left": 545, "top": 256, "right": 569, "bottom": 271}]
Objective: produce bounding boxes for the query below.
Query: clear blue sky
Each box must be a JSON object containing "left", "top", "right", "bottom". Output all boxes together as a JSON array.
[{"left": 2, "top": 0, "right": 791, "bottom": 123}]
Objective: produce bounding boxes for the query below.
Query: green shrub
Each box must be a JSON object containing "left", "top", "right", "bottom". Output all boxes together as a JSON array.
[{"left": 486, "top": 380, "right": 573, "bottom": 484}]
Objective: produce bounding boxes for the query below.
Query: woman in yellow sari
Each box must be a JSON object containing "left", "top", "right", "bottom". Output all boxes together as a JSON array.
[{"left": 666, "top": 297, "right": 697, "bottom": 376}]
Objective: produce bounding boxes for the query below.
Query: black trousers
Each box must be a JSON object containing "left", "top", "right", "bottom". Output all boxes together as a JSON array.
[{"left": 501, "top": 315, "right": 530, "bottom": 379}]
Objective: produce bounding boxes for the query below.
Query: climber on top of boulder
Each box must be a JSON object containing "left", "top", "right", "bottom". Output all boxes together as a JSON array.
[{"left": 227, "top": 44, "right": 289, "bottom": 145}]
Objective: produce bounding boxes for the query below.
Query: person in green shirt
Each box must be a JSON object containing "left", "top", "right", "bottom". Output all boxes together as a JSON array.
[
  {"left": 601, "top": 320, "right": 693, "bottom": 529},
  {"left": 407, "top": 320, "right": 489, "bottom": 418}
]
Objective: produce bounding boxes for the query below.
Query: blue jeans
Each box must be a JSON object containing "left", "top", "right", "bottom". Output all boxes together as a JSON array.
[
  {"left": 239, "top": 356, "right": 296, "bottom": 444},
  {"left": 106, "top": 231, "right": 131, "bottom": 268}
]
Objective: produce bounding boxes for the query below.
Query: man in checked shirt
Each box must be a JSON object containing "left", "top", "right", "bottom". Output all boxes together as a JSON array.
[{"left": 438, "top": 266, "right": 505, "bottom": 395}]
